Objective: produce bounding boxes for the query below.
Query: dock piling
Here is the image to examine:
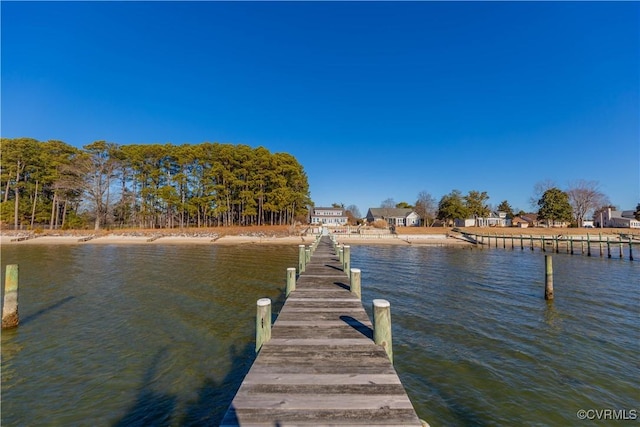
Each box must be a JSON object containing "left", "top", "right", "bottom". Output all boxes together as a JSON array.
[
  {"left": 350, "top": 268, "right": 361, "bottom": 299},
  {"left": 255, "top": 298, "right": 272, "bottom": 353},
  {"left": 298, "top": 244, "right": 306, "bottom": 273},
  {"left": 286, "top": 267, "right": 296, "bottom": 297},
  {"left": 544, "top": 255, "right": 554, "bottom": 300},
  {"left": 599, "top": 233, "right": 603, "bottom": 257},
  {"left": 373, "top": 299, "right": 393, "bottom": 363},
  {"left": 570, "top": 236, "right": 574, "bottom": 254},
  {"left": 343, "top": 245, "right": 351, "bottom": 272},
  {"left": 2, "top": 264, "right": 19, "bottom": 329}
]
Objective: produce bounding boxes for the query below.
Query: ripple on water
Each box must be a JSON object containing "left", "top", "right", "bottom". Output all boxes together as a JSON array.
[{"left": 1, "top": 244, "right": 637, "bottom": 426}]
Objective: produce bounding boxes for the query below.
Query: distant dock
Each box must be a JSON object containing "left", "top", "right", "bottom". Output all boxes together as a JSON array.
[
  {"left": 460, "top": 231, "right": 635, "bottom": 260},
  {"left": 221, "top": 235, "right": 423, "bottom": 426}
]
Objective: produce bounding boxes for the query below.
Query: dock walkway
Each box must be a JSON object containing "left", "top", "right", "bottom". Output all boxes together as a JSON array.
[{"left": 221, "top": 236, "right": 421, "bottom": 426}]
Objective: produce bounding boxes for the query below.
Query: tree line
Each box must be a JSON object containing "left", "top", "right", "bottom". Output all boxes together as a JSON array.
[
  {"left": 1, "top": 138, "right": 311, "bottom": 230},
  {"left": 372, "top": 179, "right": 635, "bottom": 227}
]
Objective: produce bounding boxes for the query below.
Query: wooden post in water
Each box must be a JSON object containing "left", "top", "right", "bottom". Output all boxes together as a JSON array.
[
  {"left": 373, "top": 299, "right": 393, "bottom": 363},
  {"left": 343, "top": 245, "right": 351, "bottom": 272},
  {"left": 607, "top": 236, "right": 611, "bottom": 258},
  {"left": 511, "top": 235, "right": 514, "bottom": 250},
  {"left": 544, "top": 255, "right": 554, "bottom": 300},
  {"left": 530, "top": 235, "right": 534, "bottom": 251},
  {"left": 555, "top": 235, "right": 559, "bottom": 253},
  {"left": 2, "top": 264, "right": 19, "bottom": 329},
  {"left": 619, "top": 237, "right": 624, "bottom": 259},
  {"left": 286, "top": 267, "right": 296, "bottom": 297},
  {"left": 298, "top": 245, "right": 306, "bottom": 273},
  {"left": 502, "top": 235, "right": 506, "bottom": 249},
  {"left": 255, "top": 298, "right": 272, "bottom": 353},
  {"left": 495, "top": 234, "right": 498, "bottom": 248},
  {"left": 350, "top": 268, "right": 361, "bottom": 299},
  {"left": 581, "top": 237, "right": 585, "bottom": 255},
  {"left": 542, "top": 235, "right": 546, "bottom": 252},
  {"left": 570, "top": 235, "right": 574, "bottom": 254},
  {"left": 599, "top": 233, "right": 603, "bottom": 257},
  {"left": 520, "top": 234, "right": 524, "bottom": 250},
  {"left": 587, "top": 234, "right": 591, "bottom": 256},
  {"left": 629, "top": 240, "right": 634, "bottom": 261}
]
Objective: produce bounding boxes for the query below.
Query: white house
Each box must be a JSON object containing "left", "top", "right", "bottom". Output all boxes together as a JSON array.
[
  {"left": 595, "top": 208, "right": 640, "bottom": 228},
  {"left": 454, "top": 218, "right": 476, "bottom": 227},
  {"left": 310, "top": 207, "right": 348, "bottom": 226},
  {"left": 366, "top": 208, "right": 420, "bottom": 227},
  {"left": 455, "top": 212, "right": 511, "bottom": 227}
]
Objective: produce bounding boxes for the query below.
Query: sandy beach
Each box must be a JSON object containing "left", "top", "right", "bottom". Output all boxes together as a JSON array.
[
  {"left": 0, "top": 234, "right": 462, "bottom": 246},
  {"left": 0, "top": 233, "right": 317, "bottom": 246},
  {"left": 2, "top": 226, "right": 635, "bottom": 247}
]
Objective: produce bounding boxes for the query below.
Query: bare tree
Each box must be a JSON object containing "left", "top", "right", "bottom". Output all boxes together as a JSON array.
[
  {"left": 345, "top": 204, "right": 361, "bottom": 219},
  {"left": 415, "top": 191, "right": 436, "bottom": 226},
  {"left": 78, "top": 141, "right": 120, "bottom": 230},
  {"left": 380, "top": 198, "right": 396, "bottom": 208},
  {"left": 529, "top": 179, "right": 557, "bottom": 209},
  {"left": 567, "top": 180, "right": 609, "bottom": 227}
]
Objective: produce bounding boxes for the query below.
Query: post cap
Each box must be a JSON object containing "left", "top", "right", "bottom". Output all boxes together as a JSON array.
[
  {"left": 350, "top": 268, "right": 361, "bottom": 273},
  {"left": 257, "top": 298, "right": 271, "bottom": 307},
  {"left": 373, "top": 299, "right": 390, "bottom": 308}
]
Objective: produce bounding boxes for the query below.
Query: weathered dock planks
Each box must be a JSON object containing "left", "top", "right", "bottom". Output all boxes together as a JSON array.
[{"left": 221, "top": 236, "right": 422, "bottom": 426}]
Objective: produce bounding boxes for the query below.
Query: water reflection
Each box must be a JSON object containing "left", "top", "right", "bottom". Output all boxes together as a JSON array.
[{"left": 543, "top": 300, "right": 562, "bottom": 331}]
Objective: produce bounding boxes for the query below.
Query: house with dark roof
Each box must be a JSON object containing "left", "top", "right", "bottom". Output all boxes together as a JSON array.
[
  {"left": 366, "top": 208, "right": 420, "bottom": 227},
  {"left": 511, "top": 216, "right": 529, "bottom": 228}
]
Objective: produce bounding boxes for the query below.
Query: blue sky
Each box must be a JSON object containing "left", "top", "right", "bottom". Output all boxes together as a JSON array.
[{"left": 2, "top": 1, "right": 638, "bottom": 215}]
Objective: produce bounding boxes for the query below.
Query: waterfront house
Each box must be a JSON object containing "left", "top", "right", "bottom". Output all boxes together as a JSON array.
[
  {"left": 310, "top": 207, "right": 349, "bottom": 226},
  {"left": 594, "top": 208, "right": 640, "bottom": 228},
  {"left": 366, "top": 208, "right": 421, "bottom": 227},
  {"left": 454, "top": 211, "right": 511, "bottom": 227},
  {"left": 511, "top": 216, "right": 529, "bottom": 228},
  {"left": 454, "top": 218, "right": 476, "bottom": 227},
  {"left": 521, "top": 213, "right": 542, "bottom": 227}
]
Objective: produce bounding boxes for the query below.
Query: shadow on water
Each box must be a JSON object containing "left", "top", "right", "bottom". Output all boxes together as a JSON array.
[
  {"left": 339, "top": 315, "right": 373, "bottom": 339},
  {"left": 19, "top": 295, "right": 75, "bottom": 327},
  {"left": 113, "top": 348, "right": 176, "bottom": 427},
  {"left": 417, "top": 375, "right": 492, "bottom": 427},
  {"left": 113, "top": 342, "right": 256, "bottom": 427},
  {"left": 180, "top": 342, "right": 255, "bottom": 426}
]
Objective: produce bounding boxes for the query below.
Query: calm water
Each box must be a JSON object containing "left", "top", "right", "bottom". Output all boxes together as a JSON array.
[{"left": 1, "top": 243, "right": 638, "bottom": 426}]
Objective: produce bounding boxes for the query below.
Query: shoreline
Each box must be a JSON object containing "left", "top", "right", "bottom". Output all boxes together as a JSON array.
[
  {"left": 0, "top": 234, "right": 466, "bottom": 246},
  {"left": 2, "top": 226, "right": 636, "bottom": 247},
  {"left": 0, "top": 232, "right": 468, "bottom": 247}
]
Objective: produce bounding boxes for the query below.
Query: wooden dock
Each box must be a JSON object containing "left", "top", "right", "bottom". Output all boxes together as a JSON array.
[
  {"left": 459, "top": 231, "right": 635, "bottom": 260},
  {"left": 221, "top": 236, "right": 422, "bottom": 426}
]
